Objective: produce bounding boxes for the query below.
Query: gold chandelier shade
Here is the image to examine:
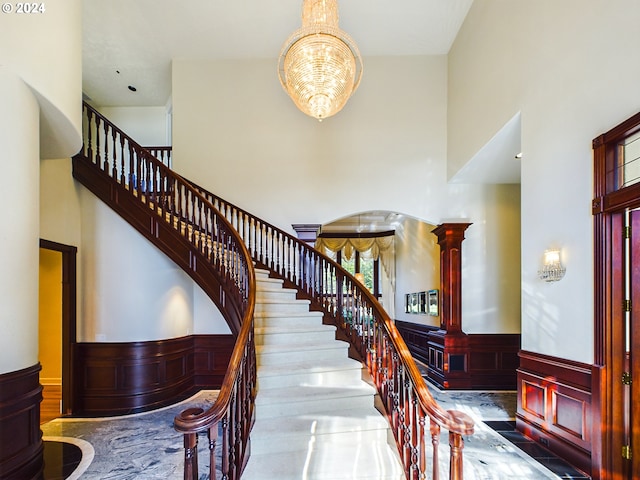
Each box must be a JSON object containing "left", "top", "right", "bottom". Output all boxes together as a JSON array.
[{"left": 278, "top": 0, "right": 363, "bottom": 121}]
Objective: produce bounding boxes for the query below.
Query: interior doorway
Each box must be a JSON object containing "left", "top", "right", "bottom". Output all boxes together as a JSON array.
[
  {"left": 39, "top": 239, "right": 77, "bottom": 418},
  {"left": 592, "top": 112, "right": 640, "bottom": 480}
]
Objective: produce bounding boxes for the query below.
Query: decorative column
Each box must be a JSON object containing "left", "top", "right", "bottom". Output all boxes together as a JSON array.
[
  {"left": 291, "top": 224, "right": 321, "bottom": 246},
  {"left": 427, "top": 223, "right": 472, "bottom": 389}
]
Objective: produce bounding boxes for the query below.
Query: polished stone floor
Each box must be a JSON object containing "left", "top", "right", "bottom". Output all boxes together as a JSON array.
[{"left": 41, "top": 383, "right": 590, "bottom": 479}]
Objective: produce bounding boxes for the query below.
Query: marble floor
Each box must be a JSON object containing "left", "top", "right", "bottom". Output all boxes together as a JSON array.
[{"left": 41, "top": 383, "right": 590, "bottom": 480}]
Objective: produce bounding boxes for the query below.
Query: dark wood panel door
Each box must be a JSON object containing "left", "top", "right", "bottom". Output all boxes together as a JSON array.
[{"left": 629, "top": 208, "right": 640, "bottom": 478}]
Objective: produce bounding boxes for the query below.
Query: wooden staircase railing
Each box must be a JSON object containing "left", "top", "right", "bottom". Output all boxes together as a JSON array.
[
  {"left": 73, "top": 102, "right": 256, "bottom": 480},
  {"left": 75, "top": 101, "right": 475, "bottom": 479},
  {"left": 189, "top": 181, "right": 476, "bottom": 479}
]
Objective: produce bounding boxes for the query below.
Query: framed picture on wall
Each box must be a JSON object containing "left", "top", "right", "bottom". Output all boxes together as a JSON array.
[
  {"left": 419, "top": 291, "right": 427, "bottom": 314},
  {"left": 410, "top": 293, "right": 419, "bottom": 314},
  {"left": 427, "top": 289, "right": 439, "bottom": 316},
  {"left": 405, "top": 294, "right": 411, "bottom": 313}
]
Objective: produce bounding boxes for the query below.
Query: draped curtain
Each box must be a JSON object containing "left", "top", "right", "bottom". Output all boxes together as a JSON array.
[{"left": 314, "top": 236, "right": 396, "bottom": 317}]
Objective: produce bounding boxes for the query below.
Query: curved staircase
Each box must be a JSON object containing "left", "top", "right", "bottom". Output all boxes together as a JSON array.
[
  {"left": 73, "top": 101, "right": 475, "bottom": 480},
  {"left": 243, "top": 269, "right": 404, "bottom": 479}
]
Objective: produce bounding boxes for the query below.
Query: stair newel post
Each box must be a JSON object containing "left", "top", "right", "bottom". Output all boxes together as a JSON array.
[
  {"left": 449, "top": 431, "right": 464, "bottom": 480},
  {"left": 182, "top": 432, "right": 198, "bottom": 480}
]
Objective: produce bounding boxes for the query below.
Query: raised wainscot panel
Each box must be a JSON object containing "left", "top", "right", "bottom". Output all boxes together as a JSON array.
[
  {"left": 516, "top": 350, "right": 593, "bottom": 477},
  {"left": 74, "top": 334, "right": 234, "bottom": 416},
  {"left": 0, "top": 364, "right": 44, "bottom": 480}
]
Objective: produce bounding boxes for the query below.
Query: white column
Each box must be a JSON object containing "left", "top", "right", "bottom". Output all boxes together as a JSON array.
[{"left": 0, "top": 68, "right": 40, "bottom": 374}]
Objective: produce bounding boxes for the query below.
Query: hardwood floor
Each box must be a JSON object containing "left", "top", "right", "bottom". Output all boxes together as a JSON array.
[{"left": 41, "top": 384, "right": 62, "bottom": 424}]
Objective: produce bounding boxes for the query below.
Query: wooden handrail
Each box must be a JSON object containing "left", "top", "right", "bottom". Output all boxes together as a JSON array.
[
  {"left": 188, "top": 180, "right": 476, "bottom": 479},
  {"left": 77, "top": 100, "right": 475, "bottom": 478},
  {"left": 144, "top": 146, "right": 172, "bottom": 168},
  {"left": 75, "top": 102, "right": 256, "bottom": 480}
]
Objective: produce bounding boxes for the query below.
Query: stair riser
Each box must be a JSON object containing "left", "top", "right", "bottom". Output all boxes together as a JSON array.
[
  {"left": 257, "top": 347, "right": 349, "bottom": 366},
  {"left": 254, "top": 316, "right": 324, "bottom": 329},
  {"left": 254, "top": 394, "right": 375, "bottom": 419},
  {"left": 250, "top": 429, "right": 392, "bottom": 455},
  {"left": 257, "top": 368, "right": 363, "bottom": 389},
  {"left": 256, "top": 290, "right": 298, "bottom": 301},
  {"left": 254, "top": 303, "right": 312, "bottom": 314},
  {"left": 256, "top": 330, "right": 336, "bottom": 346}
]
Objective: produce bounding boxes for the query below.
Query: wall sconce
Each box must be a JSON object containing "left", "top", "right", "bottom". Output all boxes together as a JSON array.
[{"left": 538, "top": 249, "right": 566, "bottom": 282}]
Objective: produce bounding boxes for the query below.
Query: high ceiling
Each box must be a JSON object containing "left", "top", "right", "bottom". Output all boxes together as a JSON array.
[{"left": 82, "top": 0, "right": 474, "bottom": 107}]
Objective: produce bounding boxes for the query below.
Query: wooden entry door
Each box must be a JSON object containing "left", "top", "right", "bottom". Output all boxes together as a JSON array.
[
  {"left": 593, "top": 112, "right": 640, "bottom": 480},
  {"left": 629, "top": 209, "right": 640, "bottom": 478}
]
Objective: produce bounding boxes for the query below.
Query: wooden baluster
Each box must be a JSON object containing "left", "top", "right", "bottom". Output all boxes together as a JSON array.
[
  {"left": 206, "top": 209, "right": 212, "bottom": 261},
  {"left": 221, "top": 417, "right": 229, "bottom": 479},
  {"left": 430, "top": 418, "right": 441, "bottom": 480},
  {"left": 119, "top": 133, "right": 126, "bottom": 184},
  {"left": 104, "top": 122, "right": 110, "bottom": 174},
  {"left": 228, "top": 401, "right": 236, "bottom": 479},
  {"left": 95, "top": 116, "right": 102, "bottom": 170},
  {"left": 449, "top": 431, "right": 464, "bottom": 480},
  {"left": 86, "top": 107, "right": 93, "bottom": 161},
  {"left": 418, "top": 413, "right": 427, "bottom": 480},
  {"left": 111, "top": 125, "right": 117, "bottom": 180},
  {"left": 183, "top": 432, "right": 198, "bottom": 480},
  {"left": 208, "top": 424, "right": 218, "bottom": 480}
]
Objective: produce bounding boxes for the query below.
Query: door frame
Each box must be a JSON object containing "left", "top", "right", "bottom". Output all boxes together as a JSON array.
[
  {"left": 592, "top": 112, "right": 640, "bottom": 479},
  {"left": 39, "top": 239, "right": 77, "bottom": 414}
]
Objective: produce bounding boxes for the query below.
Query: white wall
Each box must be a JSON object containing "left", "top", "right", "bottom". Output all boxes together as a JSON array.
[
  {"left": 448, "top": 0, "right": 640, "bottom": 362},
  {"left": 172, "top": 54, "right": 522, "bottom": 336},
  {"left": 0, "top": 0, "right": 82, "bottom": 159},
  {"left": 0, "top": 70, "right": 40, "bottom": 374},
  {"left": 98, "top": 106, "right": 170, "bottom": 146},
  {"left": 172, "top": 56, "right": 450, "bottom": 231},
  {"left": 394, "top": 217, "right": 440, "bottom": 327},
  {"left": 77, "top": 190, "right": 229, "bottom": 341}
]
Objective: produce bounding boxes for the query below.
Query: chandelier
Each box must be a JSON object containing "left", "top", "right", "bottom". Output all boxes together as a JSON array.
[{"left": 278, "top": 0, "right": 363, "bottom": 121}]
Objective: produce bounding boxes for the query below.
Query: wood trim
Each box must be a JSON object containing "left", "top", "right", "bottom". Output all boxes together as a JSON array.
[
  {"left": 396, "top": 321, "right": 520, "bottom": 390},
  {"left": 39, "top": 239, "right": 77, "bottom": 415},
  {"left": 0, "top": 364, "right": 43, "bottom": 480},
  {"left": 394, "top": 320, "right": 439, "bottom": 365},
  {"left": 72, "top": 156, "right": 243, "bottom": 334},
  {"left": 73, "top": 335, "right": 235, "bottom": 416},
  {"left": 516, "top": 350, "right": 593, "bottom": 476},
  {"left": 468, "top": 334, "right": 520, "bottom": 390},
  {"left": 317, "top": 230, "right": 395, "bottom": 239}
]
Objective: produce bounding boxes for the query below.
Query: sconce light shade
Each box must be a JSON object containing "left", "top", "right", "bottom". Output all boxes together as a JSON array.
[{"left": 538, "top": 249, "right": 566, "bottom": 282}]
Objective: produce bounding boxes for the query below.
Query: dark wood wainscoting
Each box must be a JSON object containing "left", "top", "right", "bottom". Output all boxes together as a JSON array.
[
  {"left": 468, "top": 334, "right": 520, "bottom": 390},
  {"left": 517, "top": 350, "right": 593, "bottom": 477},
  {"left": 395, "top": 321, "right": 520, "bottom": 390},
  {"left": 74, "top": 334, "right": 235, "bottom": 416},
  {"left": 0, "top": 364, "right": 43, "bottom": 480},
  {"left": 394, "top": 320, "right": 439, "bottom": 365}
]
